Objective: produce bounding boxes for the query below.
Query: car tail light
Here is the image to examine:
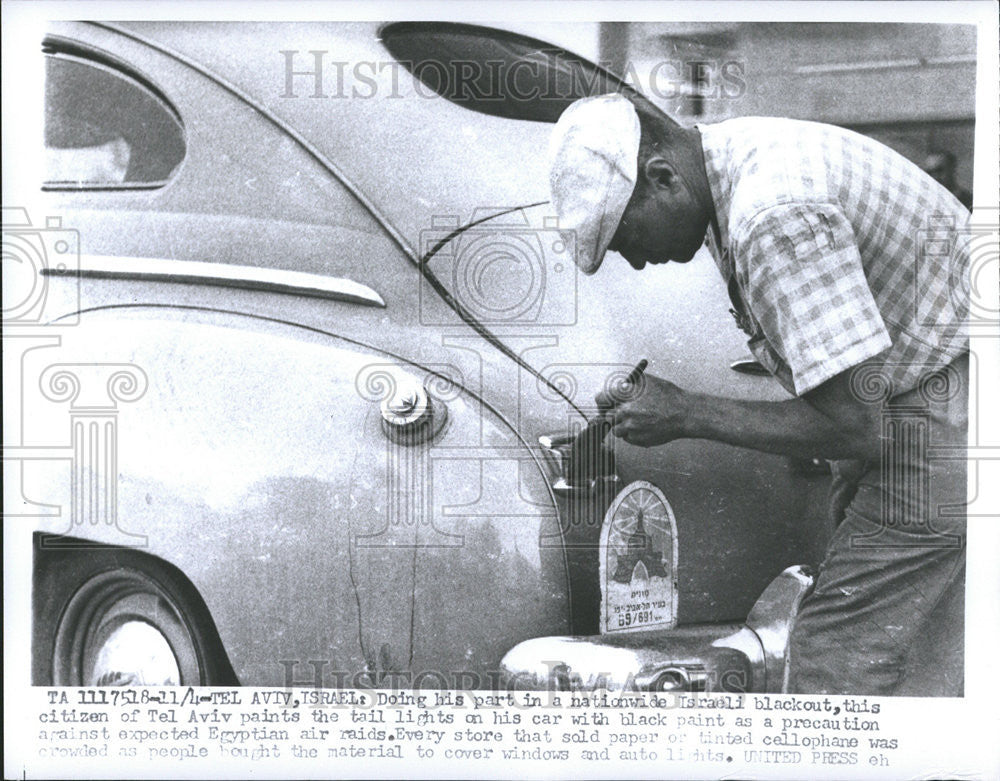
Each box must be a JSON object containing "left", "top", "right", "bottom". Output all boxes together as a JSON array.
[{"left": 538, "top": 431, "right": 620, "bottom": 498}]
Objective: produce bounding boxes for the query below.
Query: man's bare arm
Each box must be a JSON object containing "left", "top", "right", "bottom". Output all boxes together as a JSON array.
[{"left": 601, "top": 364, "right": 883, "bottom": 461}]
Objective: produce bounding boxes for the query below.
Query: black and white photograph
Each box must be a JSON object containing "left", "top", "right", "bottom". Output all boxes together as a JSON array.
[{"left": 3, "top": 1, "right": 998, "bottom": 778}]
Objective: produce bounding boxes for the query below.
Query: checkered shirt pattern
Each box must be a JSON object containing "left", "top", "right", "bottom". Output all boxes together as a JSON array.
[{"left": 699, "top": 117, "right": 970, "bottom": 397}]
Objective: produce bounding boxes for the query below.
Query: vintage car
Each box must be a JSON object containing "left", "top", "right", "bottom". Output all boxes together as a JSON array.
[{"left": 15, "top": 20, "right": 843, "bottom": 692}]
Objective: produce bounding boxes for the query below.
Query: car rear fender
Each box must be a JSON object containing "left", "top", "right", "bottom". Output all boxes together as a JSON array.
[{"left": 24, "top": 306, "right": 572, "bottom": 686}]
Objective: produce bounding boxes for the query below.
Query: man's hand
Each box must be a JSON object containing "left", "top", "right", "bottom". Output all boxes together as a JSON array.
[
  {"left": 596, "top": 373, "right": 693, "bottom": 447},
  {"left": 595, "top": 362, "right": 884, "bottom": 460}
]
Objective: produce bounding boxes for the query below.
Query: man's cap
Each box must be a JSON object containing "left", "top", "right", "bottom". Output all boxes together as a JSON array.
[{"left": 548, "top": 93, "right": 641, "bottom": 275}]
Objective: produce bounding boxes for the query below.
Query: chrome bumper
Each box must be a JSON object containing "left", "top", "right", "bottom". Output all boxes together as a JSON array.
[{"left": 501, "top": 566, "right": 814, "bottom": 693}]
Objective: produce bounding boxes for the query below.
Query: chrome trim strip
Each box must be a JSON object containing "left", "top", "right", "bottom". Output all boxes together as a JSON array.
[
  {"left": 43, "top": 255, "right": 386, "bottom": 308},
  {"left": 86, "top": 22, "right": 583, "bottom": 417},
  {"left": 794, "top": 54, "right": 976, "bottom": 75}
]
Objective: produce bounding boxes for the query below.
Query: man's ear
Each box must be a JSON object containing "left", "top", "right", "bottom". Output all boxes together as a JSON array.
[{"left": 641, "top": 155, "right": 675, "bottom": 192}]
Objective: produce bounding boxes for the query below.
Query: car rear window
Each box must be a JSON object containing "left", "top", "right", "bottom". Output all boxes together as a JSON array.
[
  {"left": 44, "top": 42, "right": 186, "bottom": 188},
  {"left": 379, "top": 22, "right": 642, "bottom": 122}
]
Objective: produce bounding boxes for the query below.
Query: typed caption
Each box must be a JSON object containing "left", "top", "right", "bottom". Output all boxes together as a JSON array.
[{"left": 22, "top": 685, "right": 982, "bottom": 778}]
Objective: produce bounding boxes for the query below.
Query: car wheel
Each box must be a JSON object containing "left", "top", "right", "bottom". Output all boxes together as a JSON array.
[{"left": 34, "top": 541, "right": 237, "bottom": 686}]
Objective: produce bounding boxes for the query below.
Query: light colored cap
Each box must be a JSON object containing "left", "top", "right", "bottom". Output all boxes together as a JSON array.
[{"left": 548, "top": 93, "right": 641, "bottom": 275}]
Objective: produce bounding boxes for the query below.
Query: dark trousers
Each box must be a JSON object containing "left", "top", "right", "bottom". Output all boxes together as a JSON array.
[{"left": 787, "top": 354, "right": 968, "bottom": 696}]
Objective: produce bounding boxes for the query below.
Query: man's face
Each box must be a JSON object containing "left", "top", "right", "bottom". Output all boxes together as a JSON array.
[{"left": 606, "top": 171, "right": 710, "bottom": 270}]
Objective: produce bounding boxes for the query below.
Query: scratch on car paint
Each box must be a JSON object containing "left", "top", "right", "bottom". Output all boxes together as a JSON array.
[
  {"left": 379, "top": 643, "right": 393, "bottom": 678},
  {"left": 345, "top": 447, "right": 370, "bottom": 667},
  {"left": 407, "top": 533, "right": 419, "bottom": 670}
]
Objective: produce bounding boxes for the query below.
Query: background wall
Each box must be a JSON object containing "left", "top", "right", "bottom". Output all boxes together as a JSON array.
[{"left": 604, "top": 22, "right": 977, "bottom": 191}]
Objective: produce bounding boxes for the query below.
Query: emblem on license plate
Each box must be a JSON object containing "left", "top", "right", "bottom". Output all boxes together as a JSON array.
[{"left": 599, "top": 480, "right": 678, "bottom": 634}]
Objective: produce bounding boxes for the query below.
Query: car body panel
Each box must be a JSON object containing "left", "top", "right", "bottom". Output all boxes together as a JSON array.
[
  {"left": 27, "top": 307, "right": 570, "bottom": 685},
  {"left": 30, "top": 21, "right": 833, "bottom": 686}
]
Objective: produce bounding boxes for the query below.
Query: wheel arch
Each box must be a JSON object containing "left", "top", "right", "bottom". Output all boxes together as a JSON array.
[{"left": 32, "top": 532, "right": 239, "bottom": 686}]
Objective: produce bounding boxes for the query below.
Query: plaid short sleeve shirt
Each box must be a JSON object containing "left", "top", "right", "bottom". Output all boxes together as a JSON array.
[{"left": 699, "top": 117, "right": 970, "bottom": 397}]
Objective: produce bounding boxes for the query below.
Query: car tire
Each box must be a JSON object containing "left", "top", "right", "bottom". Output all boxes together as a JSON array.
[{"left": 33, "top": 536, "right": 237, "bottom": 686}]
